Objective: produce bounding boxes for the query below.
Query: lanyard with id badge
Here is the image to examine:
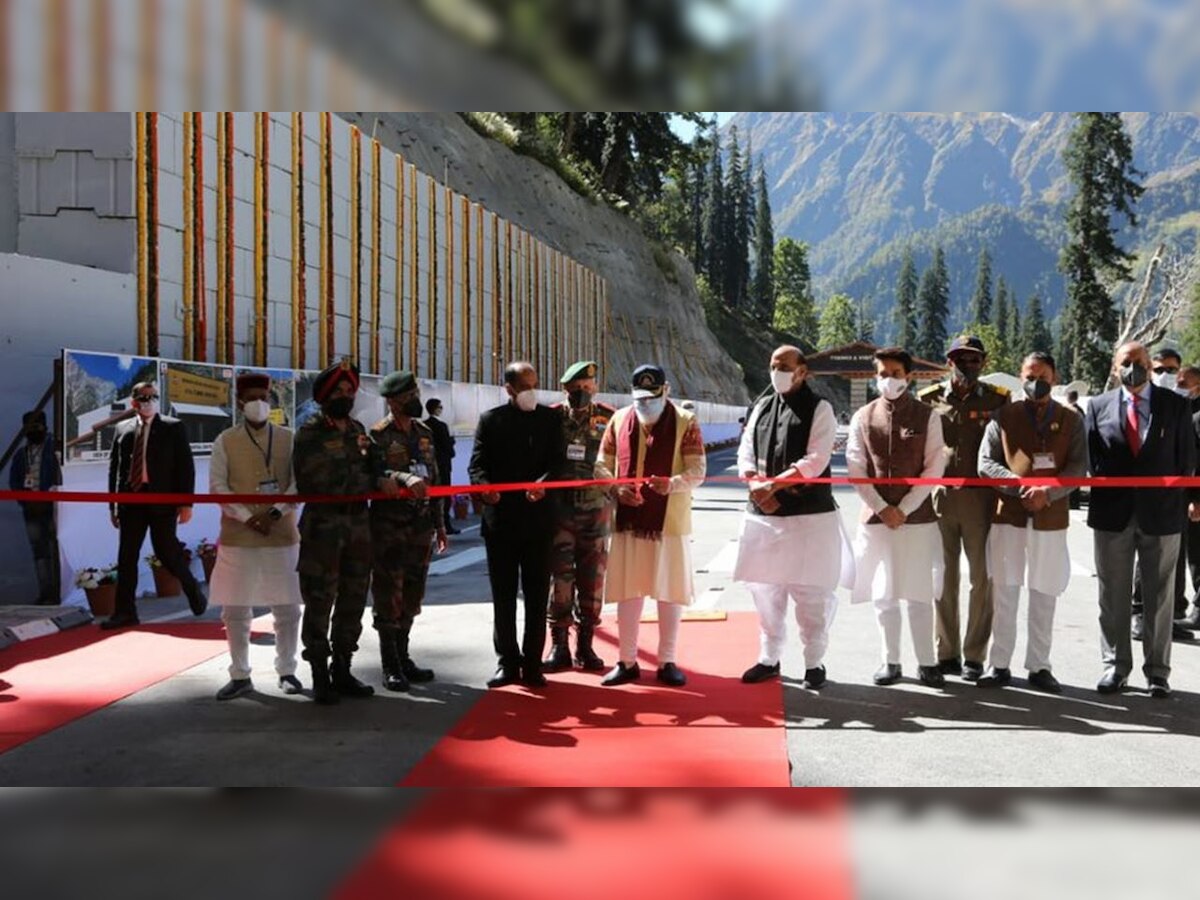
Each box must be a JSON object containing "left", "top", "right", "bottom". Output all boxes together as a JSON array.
[
  {"left": 24, "top": 446, "right": 41, "bottom": 489},
  {"left": 1026, "top": 404, "right": 1058, "bottom": 472},
  {"left": 246, "top": 424, "right": 280, "bottom": 495}
]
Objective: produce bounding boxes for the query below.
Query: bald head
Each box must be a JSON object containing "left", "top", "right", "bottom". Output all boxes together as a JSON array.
[{"left": 769, "top": 345, "right": 807, "bottom": 395}]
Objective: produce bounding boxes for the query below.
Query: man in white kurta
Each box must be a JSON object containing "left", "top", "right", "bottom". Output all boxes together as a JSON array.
[
  {"left": 847, "top": 348, "right": 947, "bottom": 689},
  {"left": 208, "top": 374, "right": 304, "bottom": 700},
  {"left": 734, "top": 345, "right": 853, "bottom": 689},
  {"left": 976, "top": 351, "right": 1085, "bottom": 693},
  {"left": 594, "top": 364, "right": 706, "bottom": 688}
]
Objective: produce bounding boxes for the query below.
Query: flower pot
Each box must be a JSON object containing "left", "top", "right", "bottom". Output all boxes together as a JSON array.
[
  {"left": 85, "top": 583, "right": 117, "bottom": 617},
  {"left": 152, "top": 567, "right": 182, "bottom": 598}
]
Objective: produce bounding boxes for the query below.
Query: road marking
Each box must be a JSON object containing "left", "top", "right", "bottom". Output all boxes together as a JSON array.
[{"left": 429, "top": 546, "right": 488, "bottom": 576}]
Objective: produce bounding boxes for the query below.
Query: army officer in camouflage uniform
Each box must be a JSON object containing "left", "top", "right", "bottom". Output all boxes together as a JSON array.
[
  {"left": 294, "top": 360, "right": 400, "bottom": 704},
  {"left": 543, "top": 361, "right": 617, "bottom": 673},
  {"left": 370, "top": 370, "right": 448, "bottom": 692}
]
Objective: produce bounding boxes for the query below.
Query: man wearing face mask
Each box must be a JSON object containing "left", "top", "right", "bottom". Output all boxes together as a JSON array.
[
  {"left": 595, "top": 364, "right": 707, "bottom": 688},
  {"left": 425, "top": 398, "right": 460, "bottom": 535},
  {"left": 104, "top": 381, "right": 206, "bottom": 629},
  {"left": 976, "top": 352, "right": 1085, "bottom": 693},
  {"left": 294, "top": 360, "right": 399, "bottom": 704},
  {"left": 734, "top": 346, "right": 852, "bottom": 689},
  {"left": 208, "top": 373, "right": 304, "bottom": 700},
  {"left": 544, "top": 361, "right": 617, "bottom": 673},
  {"left": 848, "top": 348, "right": 948, "bottom": 688},
  {"left": 919, "top": 335, "right": 1009, "bottom": 681},
  {"left": 8, "top": 410, "right": 62, "bottom": 604},
  {"left": 469, "top": 361, "right": 564, "bottom": 689},
  {"left": 1176, "top": 365, "right": 1200, "bottom": 631},
  {"left": 369, "top": 371, "right": 447, "bottom": 692},
  {"left": 1086, "top": 341, "right": 1196, "bottom": 698}
]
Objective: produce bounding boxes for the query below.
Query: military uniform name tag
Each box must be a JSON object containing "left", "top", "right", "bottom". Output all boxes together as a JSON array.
[
  {"left": 567, "top": 442, "right": 587, "bottom": 461},
  {"left": 1032, "top": 453, "right": 1056, "bottom": 471}
]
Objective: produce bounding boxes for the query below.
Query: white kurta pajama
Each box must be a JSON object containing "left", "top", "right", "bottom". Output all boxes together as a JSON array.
[
  {"left": 846, "top": 407, "right": 947, "bottom": 667},
  {"left": 734, "top": 395, "right": 855, "bottom": 669},
  {"left": 209, "top": 427, "right": 303, "bottom": 681}
]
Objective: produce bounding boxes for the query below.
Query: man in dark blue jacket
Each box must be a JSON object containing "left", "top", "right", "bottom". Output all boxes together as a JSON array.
[
  {"left": 1086, "top": 342, "right": 1197, "bottom": 698},
  {"left": 8, "top": 410, "right": 63, "bottom": 604}
]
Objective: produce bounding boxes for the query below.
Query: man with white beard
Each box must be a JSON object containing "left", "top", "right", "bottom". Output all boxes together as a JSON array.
[
  {"left": 847, "top": 347, "right": 947, "bottom": 689},
  {"left": 734, "top": 345, "right": 853, "bottom": 689}
]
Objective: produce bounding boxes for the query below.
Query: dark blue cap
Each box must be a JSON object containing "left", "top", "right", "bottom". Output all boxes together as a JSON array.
[{"left": 631, "top": 364, "right": 666, "bottom": 398}]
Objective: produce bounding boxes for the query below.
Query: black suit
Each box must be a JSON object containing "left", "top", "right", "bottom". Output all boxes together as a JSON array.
[
  {"left": 107, "top": 414, "right": 204, "bottom": 619},
  {"left": 426, "top": 414, "right": 456, "bottom": 528},
  {"left": 468, "top": 402, "right": 564, "bottom": 670},
  {"left": 1086, "top": 384, "right": 1196, "bottom": 680}
]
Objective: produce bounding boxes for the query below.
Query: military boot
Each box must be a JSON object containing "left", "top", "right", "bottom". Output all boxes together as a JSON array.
[
  {"left": 379, "top": 632, "right": 410, "bottom": 693},
  {"left": 310, "top": 657, "right": 340, "bottom": 705},
  {"left": 331, "top": 653, "right": 376, "bottom": 698},
  {"left": 541, "top": 626, "right": 573, "bottom": 672},
  {"left": 397, "top": 626, "right": 435, "bottom": 682},
  {"left": 574, "top": 622, "right": 606, "bottom": 672}
]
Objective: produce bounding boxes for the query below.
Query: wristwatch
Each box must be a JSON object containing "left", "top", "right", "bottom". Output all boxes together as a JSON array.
[{"left": 268, "top": 507, "right": 282, "bottom": 521}]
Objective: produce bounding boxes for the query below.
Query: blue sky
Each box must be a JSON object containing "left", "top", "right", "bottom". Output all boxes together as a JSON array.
[
  {"left": 67, "top": 350, "right": 154, "bottom": 386},
  {"left": 671, "top": 112, "right": 735, "bottom": 142}
]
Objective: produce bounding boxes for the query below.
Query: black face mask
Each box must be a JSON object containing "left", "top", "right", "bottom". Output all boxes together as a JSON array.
[
  {"left": 567, "top": 388, "right": 593, "bottom": 410},
  {"left": 324, "top": 396, "right": 355, "bottom": 419},
  {"left": 26, "top": 427, "right": 46, "bottom": 444},
  {"left": 1120, "top": 362, "right": 1149, "bottom": 389},
  {"left": 1023, "top": 378, "right": 1052, "bottom": 402},
  {"left": 402, "top": 397, "right": 424, "bottom": 418},
  {"left": 952, "top": 359, "right": 983, "bottom": 386}
]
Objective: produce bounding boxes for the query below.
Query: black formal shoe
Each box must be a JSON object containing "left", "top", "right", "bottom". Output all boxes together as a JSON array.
[
  {"left": 977, "top": 667, "right": 1012, "bottom": 688},
  {"left": 1148, "top": 676, "right": 1172, "bottom": 699},
  {"left": 99, "top": 613, "right": 140, "bottom": 630},
  {"left": 803, "top": 665, "right": 827, "bottom": 690},
  {"left": 186, "top": 585, "right": 208, "bottom": 616},
  {"left": 216, "top": 678, "right": 253, "bottom": 701},
  {"left": 1027, "top": 669, "right": 1062, "bottom": 694},
  {"left": 487, "top": 666, "right": 520, "bottom": 689},
  {"left": 917, "top": 666, "right": 946, "bottom": 688},
  {"left": 521, "top": 668, "right": 548, "bottom": 688},
  {"left": 741, "top": 662, "right": 781, "bottom": 684},
  {"left": 445, "top": 526, "right": 462, "bottom": 535},
  {"left": 1096, "top": 669, "right": 1128, "bottom": 694},
  {"left": 656, "top": 663, "right": 687, "bottom": 687},
  {"left": 962, "top": 660, "right": 984, "bottom": 682},
  {"left": 1132, "top": 613, "right": 1144, "bottom": 641},
  {"left": 1172, "top": 623, "right": 1193, "bottom": 642},
  {"left": 278, "top": 675, "right": 304, "bottom": 694},
  {"left": 873, "top": 663, "right": 902, "bottom": 686},
  {"left": 1179, "top": 605, "right": 1200, "bottom": 629},
  {"left": 602, "top": 662, "right": 641, "bottom": 686},
  {"left": 401, "top": 658, "right": 436, "bottom": 683},
  {"left": 938, "top": 658, "right": 963, "bottom": 676}
]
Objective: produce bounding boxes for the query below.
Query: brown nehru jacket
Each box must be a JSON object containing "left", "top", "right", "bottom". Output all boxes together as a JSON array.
[{"left": 857, "top": 395, "right": 938, "bottom": 525}]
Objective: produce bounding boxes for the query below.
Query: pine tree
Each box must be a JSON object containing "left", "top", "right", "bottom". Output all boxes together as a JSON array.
[
  {"left": 969, "top": 246, "right": 993, "bottom": 326},
  {"left": 750, "top": 163, "right": 775, "bottom": 323},
  {"left": 1058, "top": 113, "right": 1145, "bottom": 389},
  {"left": 724, "top": 127, "right": 751, "bottom": 307},
  {"left": 772, "top": 238, "right": 818, "bottom": 342},
  {"left": 857, "top": 297, "right": 875, "bottom": 343},
  {"left": 917, "top": 246, "right": 950, "bottom": 361},
  {"left": 818, "top": 293, "right": 858, "bottom": 349},
  {"left": 1023, "top": 293, "right": 1053, "bottom": 354},
  {"left": 993, "top": 276, "right": 1012, "bottom": 371},
  {"left": 895, "top": 248, "right": 919, "bottom": 351},
  {"left": 701, "top": 125, "right": 725, "bottom": 298}
]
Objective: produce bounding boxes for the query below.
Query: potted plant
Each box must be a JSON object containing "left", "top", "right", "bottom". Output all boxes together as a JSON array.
[
  {"left": 146, "top": 544, "right": 192, "bottom": 598},
  {"left": 75, "top": 565, "right": 118, "bottom": 617},
  {"left": 195, "top": 538, "right": 219, "bottom": 583}
]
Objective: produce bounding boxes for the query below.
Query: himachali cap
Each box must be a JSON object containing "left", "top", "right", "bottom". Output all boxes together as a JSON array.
[
  {"left": 947, "top": 334, "right": 987, "bottom": 358},
  {"left": 312, "top": 359, "right": 361, "bottom": 403},
  {"left": 631, "top": 364, "right": 666, "bottom": 399},
  {"left": 235, "top": 372, "right": 271, "bottom": 395},
  {"left": 560, "top": 360, "right": 598, "bottom": 385},
  {"left": 379, "top": 370, "right": 417, "bottom": 397}
]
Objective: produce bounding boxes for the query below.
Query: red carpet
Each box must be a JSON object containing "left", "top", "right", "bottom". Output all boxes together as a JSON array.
[
  {"left": 337, "top": 788, "right": 854, "bottom": 900},
  {"left": 402, "top": 612, "right": 789, "bottom": 787},
  {"left": 0, "top": 622, "right": 238, "bottom": 754}
]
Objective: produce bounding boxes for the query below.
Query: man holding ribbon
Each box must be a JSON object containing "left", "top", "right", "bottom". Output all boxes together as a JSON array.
[{"left": 976, "top": 352, "right": 1085, "bottom": 693}]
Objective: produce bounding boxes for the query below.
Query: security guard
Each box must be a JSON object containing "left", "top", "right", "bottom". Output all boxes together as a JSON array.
[
  {"left": 294, "top": 360, "right": 399, "bottom": 704},
  {"left": 918, "top": 335, "right": 1009, "bottom": 680},
  {"left": 370, "top": 370, "right": 447, "bottom": 692},
  {"left": 543, "top": 360, "right": 617, "bottom": 672}
]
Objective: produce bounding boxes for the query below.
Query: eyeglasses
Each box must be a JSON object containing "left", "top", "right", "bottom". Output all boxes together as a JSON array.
[
  {"left": 1152, "top": 366, "right": 1179, "bottom": 375},
  {"left": 132, "top": 394, "right": 159, "bottom": 403}
]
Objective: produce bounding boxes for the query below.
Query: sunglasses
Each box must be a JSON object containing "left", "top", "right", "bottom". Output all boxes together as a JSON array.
[
  {"left": 1152, "top": 366, "right": 1178, "bottom": 375},
  {"left": 133, "top": 394, "right": 159, "bottom": 403}
]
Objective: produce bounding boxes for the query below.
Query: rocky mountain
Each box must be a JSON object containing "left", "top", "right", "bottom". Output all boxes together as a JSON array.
[{"left": 731, "top": 112, "right": 1200, "bottom": 339}]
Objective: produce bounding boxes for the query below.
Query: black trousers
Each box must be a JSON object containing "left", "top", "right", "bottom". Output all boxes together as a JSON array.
[
  {"left": 437, "top": 456, "right": 454, "bottom": 528},
  {"left": 114, "top": 504, "right": 201, "bottom": 618},
  {"left": 484, "top": 528, "right": 552, "bottom": 669},
  {"left": 22, "top": 504, "right": 60, "bottom": 604}
]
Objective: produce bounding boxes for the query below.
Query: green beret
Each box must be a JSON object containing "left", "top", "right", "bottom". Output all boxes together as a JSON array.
[
  {"left": 379, "top": 370, "right": 417, "bottom": 397},
  {"left": 560, "top": 360, "right": 598, "bottom": 385}
]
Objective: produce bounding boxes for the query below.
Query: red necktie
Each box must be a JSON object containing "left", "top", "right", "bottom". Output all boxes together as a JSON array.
[
  {"left": 1125, "top": 394, "right": 1141, "bottom": 456},
  {"left": 130, "top": 423, "right": 147, "bottom": 489}
]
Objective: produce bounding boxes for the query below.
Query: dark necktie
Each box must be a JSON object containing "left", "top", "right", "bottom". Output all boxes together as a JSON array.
[{"left": 129, "top": 423, "right": 147, "bottom": 489}]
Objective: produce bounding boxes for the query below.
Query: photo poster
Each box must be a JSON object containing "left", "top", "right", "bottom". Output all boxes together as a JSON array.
[
  {"left": 61, "top": 349, "right": 157, "bottom": 463},
  {"left": 158, "top": 359, "right": 235, "bottom": 455},
  {"left": 294, "top": 369, "right": 385, "bottom": 431},
  {"left": 232, "top": 367, "right": 297, "bottom": 428}
]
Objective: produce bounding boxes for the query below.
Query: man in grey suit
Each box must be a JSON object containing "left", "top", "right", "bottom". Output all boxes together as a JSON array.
[{"left": 1085, "top": 342, "right": 1197, "bottom": 698}]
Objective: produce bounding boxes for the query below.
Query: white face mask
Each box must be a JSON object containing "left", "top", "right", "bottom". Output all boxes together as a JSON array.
[
  {"left": 514, "top": 389, "right": 538, "bottom": 412},
  {"left": 770, "top": 369, "right": 796, "bottom": 394},
  {"left": 136, "top": 401, "right": 158, "bottom": 419},
  {"left": 876, "top": 376, "right": 909, "bottom": 401},
  {"left": 1153, "top": 371, "right": 1178, "bottom": 390},
  {"left": 242, "top": 399, "right": 271, "bottom": 424},
  {"left": 634, "top": 396, "right": 667, "bottom": 424}
]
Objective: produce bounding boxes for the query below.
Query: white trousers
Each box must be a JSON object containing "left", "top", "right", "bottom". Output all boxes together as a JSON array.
[
  {"left": 873, "top": 597, "right": 935, "bottom": 667},
  {"left": 616, "top": 598, "right": 684, "bottom": 667},
  {"left": 988, "top": 584, "right": 1057, "bottom": 673},
  {"left": 748, "top": 583, "right": 836, "bottom": 669},
  {"left": 222, "top": 605, "right": 302, "bottom": 680}
]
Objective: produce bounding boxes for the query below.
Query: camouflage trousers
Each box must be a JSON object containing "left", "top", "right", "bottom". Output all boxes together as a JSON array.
[
  {"left": 370, "top": 515, "right": 434, "bottom": 646},
  {"left": 549, "top": 503, "right": 612, "bottom": 630},
  {"left": 298, "top": 508, "right": 372, "bottom": 661}
]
